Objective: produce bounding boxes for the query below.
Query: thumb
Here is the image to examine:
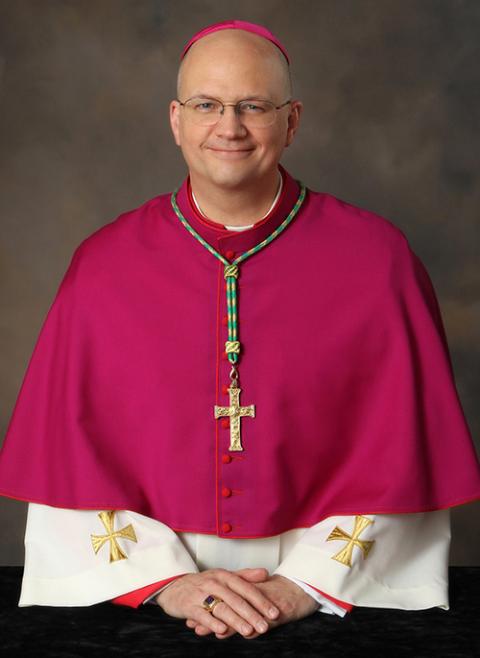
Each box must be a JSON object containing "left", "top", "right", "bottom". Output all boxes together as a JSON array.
[{"left": 234, "top": 567, "right": 270, "bottom": 581}]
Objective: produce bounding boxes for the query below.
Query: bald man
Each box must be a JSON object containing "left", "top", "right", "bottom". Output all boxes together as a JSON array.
[
  {"left": 2, "top": 20, "right": 479, "bottom": 643},
  {"left": 172, "top": 25, "right": 299, "bottom": 212}
]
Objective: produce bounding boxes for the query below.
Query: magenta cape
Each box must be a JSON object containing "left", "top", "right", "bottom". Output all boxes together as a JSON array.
[{"left": 0, "top": 166, "right": 479, "bottom": 538}]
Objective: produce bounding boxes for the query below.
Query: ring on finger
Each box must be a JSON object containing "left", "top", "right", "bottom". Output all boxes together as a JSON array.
[{"left": 202, "top": 594, "right": 224, "bottom": 613}]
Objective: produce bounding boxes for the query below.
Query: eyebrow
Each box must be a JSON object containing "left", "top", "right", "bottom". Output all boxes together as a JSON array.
[{"left": 189, "top": 92, "right": 271, "bottom": 100}]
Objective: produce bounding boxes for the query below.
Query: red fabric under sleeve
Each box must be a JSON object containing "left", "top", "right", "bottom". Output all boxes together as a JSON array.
[
  {"left": 301, "top": 581, "right": 353, "bottom": 612},
  {"left": 110, "top": 572, "right": 353, "bottom": 612},
  {"left": 111, "top": 573, "right": 187, "bottom": 608}
]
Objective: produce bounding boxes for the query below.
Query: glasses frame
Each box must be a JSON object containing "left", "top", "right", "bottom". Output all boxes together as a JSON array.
[{"left": 176, "top": 96, "right": 293, "bottom": 127}]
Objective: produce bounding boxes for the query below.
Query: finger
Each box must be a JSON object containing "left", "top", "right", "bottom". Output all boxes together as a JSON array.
[
  {"left": 193, "top": 619, "right": 259, "bottom": 640},
  {"left": 205, "top": 588, "right": 268, "bottom": 636},
  {"left": 216, "top": 626, "right": 262, "bottom": 641},
  {"left": 193, "top": 617, "right": 239, "bottom": 639},
  {"left": 193, "top": 608, "right": 228, "bottom": 635},
  {"left": 235, "top": 567, "right": 269, "bottom": 581},
  {"left": 189, "top": 617, "right": 238, "bottom": 639},
  {"left": 208, "top": 598, "right": 256, "bottom": 637},
  {"left": 221, "top": 574, "right": 280, "bottom": 621},
  {"left": 187, "top": 619, "right": 222, "bottom": 637},
  {"left": 186, "top": 618, "right": 213, "bottom": 636},
  {"left": 215, "top": 628, "right": 240, "bottom": 639},
  {"left": 188, "top": 602, "right": 268, "bottom": 640}
]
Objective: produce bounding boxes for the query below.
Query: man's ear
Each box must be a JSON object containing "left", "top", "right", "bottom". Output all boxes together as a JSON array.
[
  {"left": 169, "top": 100, "right": 181, "bottom": 146},
  {"left": 285, "top": 100, "right": 303, "bottom": 147}
]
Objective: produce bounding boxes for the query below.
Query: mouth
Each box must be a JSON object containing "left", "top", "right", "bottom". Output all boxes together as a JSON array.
[{"left": 207, "top": 147, "right": 255, "bottom": 159}]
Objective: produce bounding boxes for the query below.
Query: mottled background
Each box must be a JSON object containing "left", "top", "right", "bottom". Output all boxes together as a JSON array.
[{"left": 0, "top": 0, "right": 479, "bottom": 565}]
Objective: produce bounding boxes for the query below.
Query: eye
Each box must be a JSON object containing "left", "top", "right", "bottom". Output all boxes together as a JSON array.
[
  {"left": 192, "top": 99, "right": 220, "bottom": 112},
  {"left": 239, "top": 101, "right": 268, "bottom": 113}
]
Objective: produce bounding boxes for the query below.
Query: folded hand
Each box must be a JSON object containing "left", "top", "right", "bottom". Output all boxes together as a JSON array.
[
  {"left": 156, "top": 567, "right": 280, "bottom": 638},
  {"left": 185, "top": 573, "right": 320, "bottom": 640}
]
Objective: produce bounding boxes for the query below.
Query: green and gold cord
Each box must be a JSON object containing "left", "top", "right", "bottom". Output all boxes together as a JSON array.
[{"left": 170, "top": 182, "right": 307, "bottom": 366}]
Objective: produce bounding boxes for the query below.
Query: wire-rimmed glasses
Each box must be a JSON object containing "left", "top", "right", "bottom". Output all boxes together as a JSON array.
[{"left": 176, "top": 96, "right": 292, "bottom": 128}]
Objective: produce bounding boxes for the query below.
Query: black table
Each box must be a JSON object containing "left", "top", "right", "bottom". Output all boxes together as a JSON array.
[{"left": 1, "top": 567, "right": 478, "bottom": 657}]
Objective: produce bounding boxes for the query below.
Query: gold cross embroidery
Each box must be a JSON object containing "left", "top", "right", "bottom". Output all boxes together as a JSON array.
[
  {"left": 90, "top": 510, "right": 138, "bottom": 563},
  {"left": 214, "top": 385, "right": 255, "bottom": 451},
  {"left": 326, "top": 515, "right": 375, "bottom": 567}
]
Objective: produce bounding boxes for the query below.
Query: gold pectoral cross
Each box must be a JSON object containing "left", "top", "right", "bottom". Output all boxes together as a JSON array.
[
  {"left": 326, "top": 515, "right": 375, "bottom": 567},
  {"left": 214, "top": 385, "right": 255, "bottom": 451},
  {"left": 90, "top": 510, "right": 138, "bottom": 563}
]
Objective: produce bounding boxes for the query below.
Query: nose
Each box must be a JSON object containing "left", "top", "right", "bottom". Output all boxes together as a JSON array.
[{"left": 214, "top": 105, "right": 248, "bottom": 139}]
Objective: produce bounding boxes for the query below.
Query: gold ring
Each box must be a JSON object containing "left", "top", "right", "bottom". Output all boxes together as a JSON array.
[{"left": 202, "top": 594, "right": 223, "bottom": 613}]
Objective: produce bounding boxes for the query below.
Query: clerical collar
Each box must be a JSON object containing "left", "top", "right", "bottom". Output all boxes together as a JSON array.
[
  {"left": 173, "top": 164, "right": 302, "bottom": 256},
  {"left": 190, "top": 170, "right": 283, "bottom": 231}
]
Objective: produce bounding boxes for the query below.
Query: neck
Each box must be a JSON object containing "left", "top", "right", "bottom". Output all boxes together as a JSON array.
[{"left": 189, "top": 168, "right": 282, "bottom": 227}]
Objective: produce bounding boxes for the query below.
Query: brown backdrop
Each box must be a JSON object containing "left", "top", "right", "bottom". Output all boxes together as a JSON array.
[{"left": 1, "top": 0, "right": 479, "bottom": 565}]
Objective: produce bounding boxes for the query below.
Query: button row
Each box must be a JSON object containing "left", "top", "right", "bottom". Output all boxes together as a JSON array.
[{"left": 219, "top": 254, "right": 235, "bottom": 537}]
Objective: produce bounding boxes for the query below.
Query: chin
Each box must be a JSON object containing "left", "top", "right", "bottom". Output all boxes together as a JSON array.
[
  {"left": 211, "top": 174, "right": 250, "bottom": 189},
  {"left": 205, "top": 164, "right": 262, "bottom": 190}
]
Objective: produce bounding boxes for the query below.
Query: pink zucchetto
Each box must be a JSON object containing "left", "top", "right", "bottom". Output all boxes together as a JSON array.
[{"left": 180, "top": 19, "right": 290, "bottom": 64}]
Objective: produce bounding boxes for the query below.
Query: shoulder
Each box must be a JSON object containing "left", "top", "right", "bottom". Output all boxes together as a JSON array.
[
  {"left": 305, "top": 186, "right": 421, "bottom": 271},
  {"left": 302, "top": 186, "right": 436, "bottom": 300},
  {"left": 77, "top": 191, "right": 172, "bottom": 254},
  {"left": 48, "top": 191, "right": 174, "bottom": 301},
  {"left": 307, "top": 187, "right": 410, "bottom": 250},
  {"left": 63, "top": 191, "right": 173, "bottom": 278}
]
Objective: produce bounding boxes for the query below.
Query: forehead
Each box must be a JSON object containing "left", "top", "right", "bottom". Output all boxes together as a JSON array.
[{"left": 178, "top": 30, "right": 286, "bottom": 99}]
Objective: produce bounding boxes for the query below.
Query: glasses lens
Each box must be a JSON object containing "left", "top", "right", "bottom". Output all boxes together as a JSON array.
[
  {"left": 237, "top": 100, "right": 276, "bottom": 127},
  {"left": 184, "top": 98, "right": 223, "bottom": 125}
]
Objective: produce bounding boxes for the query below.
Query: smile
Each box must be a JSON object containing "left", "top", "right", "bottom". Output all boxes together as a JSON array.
[{"left": 207, "top": 148, "right": 254, "bottom": 159}]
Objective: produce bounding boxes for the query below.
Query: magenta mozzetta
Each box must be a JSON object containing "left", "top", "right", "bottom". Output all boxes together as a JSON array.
[{"left": 0, "top": 165, "right": 479, "bottom": 537}]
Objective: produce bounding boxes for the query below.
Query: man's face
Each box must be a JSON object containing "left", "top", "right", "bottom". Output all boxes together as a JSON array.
[{"left": 169, "top": 30, "right": 302, "bottom": 190}]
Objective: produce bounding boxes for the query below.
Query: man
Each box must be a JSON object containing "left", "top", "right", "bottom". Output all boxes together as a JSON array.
[{"left": 1, "top": 20, "right": 479, "bottom": 642}]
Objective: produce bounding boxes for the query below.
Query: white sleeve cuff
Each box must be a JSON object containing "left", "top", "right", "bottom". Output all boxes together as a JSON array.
[
  {"left": 273, "top": 510, "right": 450, "bottom": 611},
  {"left": 19, "top": 503, "right": 199, "bottom": 607}
]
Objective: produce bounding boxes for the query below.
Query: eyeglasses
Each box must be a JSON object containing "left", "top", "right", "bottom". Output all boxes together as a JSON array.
[{"left": 176, "top": 96, "right": 292, "bottom": 128}]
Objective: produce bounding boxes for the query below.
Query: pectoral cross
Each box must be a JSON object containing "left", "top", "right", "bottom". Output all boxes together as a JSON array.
[
  {"left": 90, "top": 510, "right": 138, "bottom": 563},
  {"left": 214, "top": 385, "right": 255, "bottom": 451},
  {"left": 326, "top": 515, "right": 375, "bottom": 567}
]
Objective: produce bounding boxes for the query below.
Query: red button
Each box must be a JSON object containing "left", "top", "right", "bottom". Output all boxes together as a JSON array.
[
  {"left": 221, "top": 351, "right": 228, "bottom": 360},
  {"left": 222, "top": 315, "right": 228, "bottom": 326},
  {"left": 221, "top": 454, "right": 232, "bottom": 464},
  {"left": 222, "top": 384, "right": 229, "bottom": 395},
  {"left": 221, "top": 418, "right": 230, "bottom": 429},
  {"left": 221, "top": 487, "right": 232, "bottom": 498},
  {"left": 226, "top": 250, "right": 235, "bottom": 259},
  {"left": 221, "top": 522, "right": 232, "bottom": 533}
]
